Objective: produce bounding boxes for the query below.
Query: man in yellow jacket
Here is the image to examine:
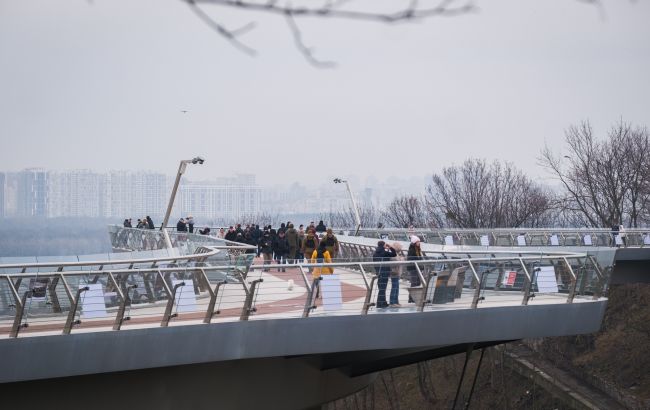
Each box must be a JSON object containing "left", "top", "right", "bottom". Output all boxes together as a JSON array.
[{"left": 310, "top": 241, "right": 333, "bottom": 279}]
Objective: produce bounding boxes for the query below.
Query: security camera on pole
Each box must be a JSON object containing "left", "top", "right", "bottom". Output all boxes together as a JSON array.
[
  {"left": 161, "top": 157, "right": 205, "bottom": 249},
  {"left": 333, "top": 178, "right": 361, "bottom": 236}
]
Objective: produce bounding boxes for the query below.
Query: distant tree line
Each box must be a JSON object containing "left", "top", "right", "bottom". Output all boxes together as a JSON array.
[{"left": 326, "top": 120, "right": 650, "bottom": 229}]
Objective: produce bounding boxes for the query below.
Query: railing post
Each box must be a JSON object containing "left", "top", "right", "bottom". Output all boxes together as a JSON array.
[
  {"left": 63, "top": 280, "right": 90, "bottom": 335},
  {"left": 161, "top": 280, "right": 186, "bottom": 327},
  {"left": 361, "top": 265, "right": 377, "bottom": 315},
  {"left": 6, "top": 276, "right": 30, "bottom": 338},
  {"left": 414, "top": 263, "right": 429, "bottom": 312},
  {"left": 302, "top": 277, "right": 322, "bottom": 318},
  {"left": 298, "top": 265, "right": 312, "bottom": 292},
  {"left": 519, "top": 258, "right": 533, "bottom": 306},
  {"left": 587, "top": 255, "right": 606, "bottom": 300},
  {"left": 563, "top": 257, "right": 578, "bottom": 303},
  {"left": 468, "top": 261, "right": 484, "bottom": 308},
  {"left": 241, "top": 278, "right": 263, "bottom": 321},
  {"left": 203, "top": 268, "right": 227, "bottom": 324}
]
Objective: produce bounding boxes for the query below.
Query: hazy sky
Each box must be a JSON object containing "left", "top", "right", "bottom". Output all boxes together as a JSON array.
[{"left": 1, "top": 0, "right": 649, "bottom": 186}]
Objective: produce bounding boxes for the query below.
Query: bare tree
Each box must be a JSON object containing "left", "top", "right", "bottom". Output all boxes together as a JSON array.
[
  {"left": 540, "top": 120, "right": 650, "bottom": 227},
  {"left": 381, "top": 195, "right": 430, "bottom": 228},
  {"left": 426, "top": 159, "right": 552, "bottom": 228}
]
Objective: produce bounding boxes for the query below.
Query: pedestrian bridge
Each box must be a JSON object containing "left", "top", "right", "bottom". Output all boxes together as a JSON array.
[{"left": 0, "top": 226, "right": 638, "bottom": 409}]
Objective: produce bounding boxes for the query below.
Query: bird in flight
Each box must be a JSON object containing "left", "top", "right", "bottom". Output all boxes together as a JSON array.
[{"left": 181, "top": 110, "right": 189, "bottom": 114}]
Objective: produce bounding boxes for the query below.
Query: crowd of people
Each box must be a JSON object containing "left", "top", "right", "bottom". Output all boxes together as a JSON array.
[
  {"left": 213, "top": 220, "right": 340, "bottom": 271},
  {"left": 121, "top": 216, "right": 425, "bottom": 309},
  {"left": 122, "top": 216, "right": 155, "bottom": 230}
]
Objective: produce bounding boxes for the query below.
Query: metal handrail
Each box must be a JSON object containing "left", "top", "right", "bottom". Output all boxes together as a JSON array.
[{"left": 0, "top": 249, "right": 606, "bottom": 339}]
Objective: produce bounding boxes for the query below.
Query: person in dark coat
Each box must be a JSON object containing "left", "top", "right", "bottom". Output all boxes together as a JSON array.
[
  {"left": 406, "top": 236, "right": 423, "bottom": 302},
  {"left": 251, "top": 225, "right": 262, "bottom": 256},
  {"left": 315, "top": 220, "right": 327, "bottom": 233},
  {"left": 186, "top": 216, "right": 195, "bottom": 234},
  {"left": 176, "top": 218, "right": 187, "bottom": 232},
  {"left": 284, "top": 223, "right": 300, "bottom": 263},
  {"left": 260, "top": 232, "right": 273, "bottom": 271},
  {"left": 373, "top": 240, "right": 397, "bottom": 308},
  {"left": 146, "top": 216, "right": 155, "bottom": 229},
  {"left": 244, "top": 231, "right": 256, "bottom": 254},
  {"left": 272, "top": 230, "right": 289, "bottom": 272},
  {"left": 224, "top": 226, "right": 237, "bottom": 242}
]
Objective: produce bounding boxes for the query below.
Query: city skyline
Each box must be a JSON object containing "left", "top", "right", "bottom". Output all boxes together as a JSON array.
[{"left": 0, "top": 167, "right": 426, "bottom": 221}]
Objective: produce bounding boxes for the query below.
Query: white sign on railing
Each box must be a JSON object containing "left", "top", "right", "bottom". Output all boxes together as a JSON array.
[
  {"left": 480, "top": 235, "right": 490, "bottom": 247},
  {"left": 321, "top": 274, "right": 342, "bottom": 311},
  {"left": 583, "top": 235, "right": 593, "bottom": 246},
  {"left": 172, "top": 279, "right": 197, "bottom": 313},
  {"left": 550, "top": 235, "right": 560, "bottom": 246},
  {"left": 81, "top": 283, "right": 107, "bottom": 319},
  {"left": 536, "top": 266, "right": 559, "bottom": 293},
  {"left": 614, "top": 235, "right": 623, "bottom": 246},
  {"left": 516, "top": 235, "right": 526, "bottom": 247},
  {"left": 644, "top": 234, "right": 650, "bottom": 245},
  {"left": 444, "top": 235, "right": 454, "bottom": 246}
]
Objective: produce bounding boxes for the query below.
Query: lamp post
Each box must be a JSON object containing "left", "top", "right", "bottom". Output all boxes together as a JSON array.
[
  {"left": 161, "top": 156, "right": 205, "bottom": 249},
  {"left": 333, "top": 178, "right": 361, "bottom": 236}
]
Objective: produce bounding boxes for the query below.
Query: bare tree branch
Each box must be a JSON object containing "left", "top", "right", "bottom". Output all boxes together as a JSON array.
[
  {"left": 188, "top": 0, "right": 475, "bottom": 66},
  {"left": 285, "top": 10, "right": 336, "bottom": 68},
  {"left": 186, "top": 0, "right": 258, "bottom": 56}
]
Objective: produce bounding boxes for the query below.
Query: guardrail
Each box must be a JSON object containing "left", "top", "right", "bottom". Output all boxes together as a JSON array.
[
  {"left": 0, "top": 240, "right": 607, "bottom": 339},
  {"left": 344, "top": 228, "right": 650, "bottom": 248}
]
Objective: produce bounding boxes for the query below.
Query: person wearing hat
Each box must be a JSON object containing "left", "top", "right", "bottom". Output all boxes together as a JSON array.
[
  {"left": 407, "top": 236, "right": 423, "bottom": 302},
  {"left": 373, "top": 240, "right": 397, "bottom": 309}
]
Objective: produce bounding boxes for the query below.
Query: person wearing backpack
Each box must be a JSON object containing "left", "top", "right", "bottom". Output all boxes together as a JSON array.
[
  {"left": 302, "top": 229, "right": 319, "bottom": 263},
  {"left": 310, "top": 241, "right": 333, "bottom": 279}
]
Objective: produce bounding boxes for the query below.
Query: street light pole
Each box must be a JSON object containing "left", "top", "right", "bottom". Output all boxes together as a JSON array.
[
  {"left": 161, "top": 156, "right": 205, "bottom": 249},
  {"left": 333, "top": 178, "right": 361, "bottom": 236}
]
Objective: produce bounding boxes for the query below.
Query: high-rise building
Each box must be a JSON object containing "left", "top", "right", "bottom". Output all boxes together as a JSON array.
[
  {"left": 47, "top": 170, "right": 109, "bottom": 218},
  {"left": 16, "top": 169, "right": 48, "bottom": 217},
  {"left": 180, "top": 176, "right": 262, "bottom": 221},
  {"left": 109, "top": 171, "right": 167, "bottom": 220}
]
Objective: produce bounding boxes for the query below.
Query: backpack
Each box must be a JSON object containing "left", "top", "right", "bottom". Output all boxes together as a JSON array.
[{"left": 316, "top": 249, "right": 325, "bottom": 264}]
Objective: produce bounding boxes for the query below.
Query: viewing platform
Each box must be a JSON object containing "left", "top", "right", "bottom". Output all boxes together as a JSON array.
[{"left": 1, "top": 225, "right": 646, "bottom": 409}]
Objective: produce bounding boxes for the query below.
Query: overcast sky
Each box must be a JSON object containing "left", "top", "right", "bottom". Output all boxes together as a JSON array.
[{"left": 1, "top": 0, "right": 649, "bottom": 186}]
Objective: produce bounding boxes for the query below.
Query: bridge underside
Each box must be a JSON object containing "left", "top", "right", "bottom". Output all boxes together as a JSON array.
[
  {"left": 0, "top": 341, "right": 517, "bottom": 410},
  {"left": 0, "top": 300, "right": 606, "bottom": 409}
]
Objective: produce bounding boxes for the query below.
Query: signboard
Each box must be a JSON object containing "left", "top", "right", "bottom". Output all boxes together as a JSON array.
[
  {"left": 172, "top": 279, "right": 197, "bottom": 313},
  {"left": 502, "top": 271, "right": 517, "bottom": 287},
  {"left": 444, "top": 235, "right": 454, "bottom": 246},
  {"left": 644, "top": 234, "right": 650, "bottom": 245},
  {"left": 614, "top": 235, "right": 623, "bottom": 246},
  {"left": 516, "top": 235, "right": 526, "bottom": 247},
  {"left": 28, "top": 278, "right": 49, "bottom": 301},
  {"left": 80, "top": 283, "right": 107, "bottom": 319},
  {"left": 321, "top": 274, "right": 342, "bottom": 311},
  {"left": 550, "top": 235, "right": 559, "bottom": 246},
  {"left": 536, "top": 266, "right": 559, "bottom": 293},
  {"left": 583, "top": 235, "right": 593, "bottom": 246},
  {"left": 480, "top": 235, "right": 490, "bottom": 247}
]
